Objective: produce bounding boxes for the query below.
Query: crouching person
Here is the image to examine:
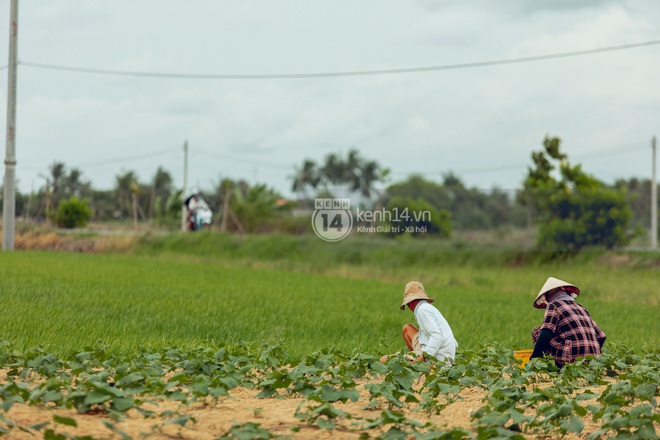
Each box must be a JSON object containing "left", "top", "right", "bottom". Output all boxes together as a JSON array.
[
  {"left": 381, "top": 281, "right": 458, "bottom": 366},
  {"left": 530, "top": 277, "right": 606, "bottom": 368}
]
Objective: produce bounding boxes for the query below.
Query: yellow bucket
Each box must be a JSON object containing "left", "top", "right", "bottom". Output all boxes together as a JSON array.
[{"left": 514, "top": 349, "right": 533, "bottom": 369}]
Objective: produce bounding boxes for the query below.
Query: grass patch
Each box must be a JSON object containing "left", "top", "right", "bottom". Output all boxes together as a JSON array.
[{"left": 1, "top": 247, "right": 658, "bottom": 359}]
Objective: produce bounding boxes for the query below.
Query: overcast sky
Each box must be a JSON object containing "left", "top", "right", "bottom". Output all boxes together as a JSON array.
[{"left": 1, "top": 0, "right": 659, "bottom": 197}]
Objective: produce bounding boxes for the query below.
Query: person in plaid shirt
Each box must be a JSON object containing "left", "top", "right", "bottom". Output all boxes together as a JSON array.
[{"left": 530, "top": 277, "right": 606, "bottom": 368}]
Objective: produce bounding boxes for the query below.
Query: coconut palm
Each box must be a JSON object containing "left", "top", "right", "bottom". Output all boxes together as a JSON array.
[
  {"left": 149, "top": 167, "right": 173, "bottom": 219},
  {"left": 114, "top": 170, "right": 139, "bottom": 219},
  {"left": 320, "top": 153, "right": 345, "bottom": 189},
  {"left": 359, "top": 159, "right": 389, "bottom": 199},
  {"left": 344, "top": 149, "right": 362, "bottom": 193},
  {"left": 291, "top": 159, "right": 320, "bottom": 200},
  {"left": 63, "top": 168, "right": 91, "bottom": 199},
  {"left": 46, "top": 161, "right": 66, "bottom": 209}
]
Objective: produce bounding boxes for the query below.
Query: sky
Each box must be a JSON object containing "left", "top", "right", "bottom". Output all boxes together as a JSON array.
[{"left": 0, "top": 0, "right": 659, "bottom": 198}]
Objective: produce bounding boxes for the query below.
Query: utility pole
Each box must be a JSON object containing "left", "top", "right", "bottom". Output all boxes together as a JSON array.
[
  {"left": 652, "top": 136, "right": 657, "bottom": 250},
  {"left": 181, "top": 141, "right": 188, "bottom": 231},
  {"left": 2, "top": 0, "right": 18, "bottom": 250}
]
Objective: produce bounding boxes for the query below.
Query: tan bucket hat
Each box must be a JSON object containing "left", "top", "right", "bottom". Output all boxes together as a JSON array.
[
  {"left": 400, "top": 281, "right": 436, "bottom": 310},
  {"left": 533, "top": 276, "right": 580, "bottom": 309}
]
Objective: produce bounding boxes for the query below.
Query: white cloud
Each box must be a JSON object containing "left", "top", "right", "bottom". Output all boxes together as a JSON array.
[
  {"left": 1, "top": 0, "right": 658, "bottom": 196},
  {"left": 19, "top": 96, "right": 112, "bottom": 139}
]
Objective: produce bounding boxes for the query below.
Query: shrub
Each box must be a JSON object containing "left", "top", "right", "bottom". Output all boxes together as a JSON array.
[
  {"left": 385, "top": 196, "right": 452, "bottom": 238},
  {"left": 51, "top": 196, "right": 92, "bottom": 229}
]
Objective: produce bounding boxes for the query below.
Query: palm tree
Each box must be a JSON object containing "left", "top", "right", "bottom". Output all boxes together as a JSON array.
[
  {"left": 291, "top": 159, "right": 320, "bottom": 200},
  {"left": 359, "top": 159, "right": 385, "bottom": 199},
  {"left": 47, "top": 161, "right": 66, "bottom": 209},
  {"left": 149, "top": 167, "right": 173, "bottom": 219},
  {"left": 320, "top": 153, "right": 344, "bottom": 190},
  {"left": 130, "top": 179, "right": 140, "bottom": 230},
  {"left": 114, "top": 170, "right": 139, "bottom": 219},
  {"left": 231, "top": 183, "right": 280, "bottom": 233},
  {"left": 63, "top": 168, "right": 91, "bottom": 199},
  {"left": 292, "top": 150, "right": 390, "bottom": 203},
  {"left": 344, "top": 149, "right": 362, "bottom": 194}
]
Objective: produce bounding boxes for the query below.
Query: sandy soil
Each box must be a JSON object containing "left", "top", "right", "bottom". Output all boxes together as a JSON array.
[{"left": 1, "top": 379, "right": 614, "bottom": 440}]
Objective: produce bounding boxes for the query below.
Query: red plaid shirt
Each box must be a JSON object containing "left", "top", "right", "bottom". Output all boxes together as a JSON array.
[{"left": 541, "top": 299, "right": 606, "bottom": 366}]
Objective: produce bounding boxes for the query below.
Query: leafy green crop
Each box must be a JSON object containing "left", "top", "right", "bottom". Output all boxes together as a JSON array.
[
  {"left": 2, "top": 341, "right": 656, "bottom": 439},
  {"left": 0, "top": 248, "right": 658, "bottom": 438}
]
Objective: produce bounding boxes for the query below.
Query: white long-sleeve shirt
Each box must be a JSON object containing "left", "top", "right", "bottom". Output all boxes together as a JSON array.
[{"left": 413, "top": 300, "right": 458, "bottom": 364}]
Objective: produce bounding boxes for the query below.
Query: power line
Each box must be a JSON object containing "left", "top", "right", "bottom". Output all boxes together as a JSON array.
[
  {"left": 456, "top": 142, "right": 649, "bottom": 175},
  {"left": 192, "top": 140, "right": 652, "bottom": 176},
  {"left": 76, "top": 147, "right": 181, "bottom": 168},
  {"left": 18, "top": 38, "right": 660, "bottom": 80},
  {"left": 573, "top": 142, "right": 648, "bottom": 160},
  {"left": 390, "top": 140, "right": 651, "bottom": 177},
  {"left": 194, "top": 148, "right": 291, "bottom": 169},
  {"left": 19, "top": 147, "right": 181, "bottom": 171},
  {"left": 18, "top": 146, "right": 292, "bottom": 174},
  {"left": 18, "top": 139, "right": 650, "bottom": 177}
]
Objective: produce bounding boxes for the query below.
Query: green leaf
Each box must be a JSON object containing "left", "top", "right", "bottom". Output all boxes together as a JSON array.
[
  {"left": 610, "top": 415, "right": 627, "bottom": 430},
  {"left": 28, "top": 387, "right": 46, "bottom": 402},
  {"left": 84, "top": 390, "right": 112, "bottom": 406},
  {"left": 635, "top": 383, "right": 657, "bottom": 401},
  {"left": 317, "top": 384, "right": 341, "bottom": 402},
  {"left": 102, "top": 420, "right": 132, "bottom": 440},
  {"left": 315, "top": 418, "right": 336, "bottom": 430},
  {"left": 576, "top": 391, "right": 599, "bottom": 401},
  {"left": 0, "top": 412, "right": 14, "bottom": 428},
  {"left": 53, "top": 414, "right": 77, "bottom": 427},
  {"left": 135, "top": 407, "right": 154, "bottom": 418},
  {"left": 111, "top": 396, "right": 135, "bottom": 412},
  {"left": 209, "top": 386, "right": 229, "bottom": 398},
  {"left": 370, "top": 362, "right": 389, "bottom": 375},
  {"left": 459, "top": 376, "right": 478, "bottom": 387},
  {"left": 380, "top": 408, "right": 406, "bottom": 424},
  {"left": 115, "top": 372, "right": 145, "bottom": 387},
  {"left": 573, "top": 404, "right": 587, "bottom": 417},
  {"left": 588, "top": 429, "right": 608, "bottom": 440},
  {"left": 381, "top": 427, "right": 409, "bottom": 440},
  {"left": 586, "top": 403, "right": 603, "bottom": 419},
  {"left": 554, "top": 402, "right": 573, "bottom": 419},
  {"left": 44, "top": 429, "right": 67, "bottom": 440},
  {"left": 190, "top": 377, "right": 211, "bottom": 396},
  {"left": 164, "top": 415, "right": 193, "bottom": 427},
  {"left": 312, "top": 403, "right": 349, "bottom": 419},
  {"left": 42, "top": 390, "right": 63, "bottom": 403},
  {"left": 29, "top": 421, "right": 50, "bottom": 431},
  {"left": 227, "top": 422, "right": 273, "bottom": 440},
  {"left": 479, "top": 411, "right": 510, "bottom": 426},
  {"left": 167, "top": 389, "right": 188, "bottom": 402},
  {"left": 256, "top": 387, "right": 277, "bottom": 399},
  {"left": 560, "top": 415, "right": 584, "bottom": 434},
  {"left": 218, "top": 376, "right": 239, "bottom": 389}
]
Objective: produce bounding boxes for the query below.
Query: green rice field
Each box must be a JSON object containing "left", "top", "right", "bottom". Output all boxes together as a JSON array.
[{"left": 1, "top": 233, "right": 658, "bottom": 359}]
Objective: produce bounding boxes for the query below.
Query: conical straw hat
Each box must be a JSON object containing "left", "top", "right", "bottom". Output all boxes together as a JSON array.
[
  {"left": 533, "top": 277, "right": 580, "bottom": 309},
  {"left": 400, "top": 281, "right": 436, "bottom": 310}
]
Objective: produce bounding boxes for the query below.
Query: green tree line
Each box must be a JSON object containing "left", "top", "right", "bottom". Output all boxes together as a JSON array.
[{"left": 0, "top": 138, "right": 657, "bottom": 250}]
